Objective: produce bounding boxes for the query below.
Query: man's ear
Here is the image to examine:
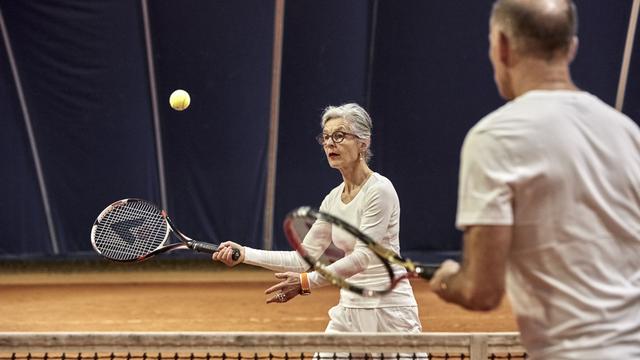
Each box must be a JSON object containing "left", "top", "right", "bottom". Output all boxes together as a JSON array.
[
  {"left": 568, "top": 36, "right": 578, "bottom": 63},
  {"left": 498, "top": 31, "right": 511, "bottom": 66}
]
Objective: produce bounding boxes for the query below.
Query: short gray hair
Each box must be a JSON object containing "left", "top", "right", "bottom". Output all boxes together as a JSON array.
[
  {"left": 491, "top": 0, "right": 578, "bottom": 60},
  {"left": 321, "top": 103, "right": 373, "bottom": 162}
]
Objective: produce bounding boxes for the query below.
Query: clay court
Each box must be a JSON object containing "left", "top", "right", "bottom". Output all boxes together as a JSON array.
[{"left": 0, "top": 262, "right": 517, "bottom": 333}]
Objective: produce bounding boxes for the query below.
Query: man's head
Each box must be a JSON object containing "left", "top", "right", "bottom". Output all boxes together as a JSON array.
[{"left": 489, "top": 0, "right": 578, "bottom": 99}]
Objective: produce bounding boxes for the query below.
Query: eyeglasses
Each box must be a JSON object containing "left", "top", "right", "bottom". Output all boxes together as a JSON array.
[{"left": 316, "top": 131, "right": 359, "bottom": 145}]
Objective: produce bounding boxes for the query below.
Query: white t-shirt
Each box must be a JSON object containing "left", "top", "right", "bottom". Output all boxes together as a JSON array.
[
  {"left": 457, "top": 90, "right": 640, "bottom": 359},
  {"left": 244, "top": 172, "right": 417, "bottom": 308}
]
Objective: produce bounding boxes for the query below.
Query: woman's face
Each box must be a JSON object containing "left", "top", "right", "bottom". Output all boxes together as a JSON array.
[{"left": 321, "top": 117, "right": 362, "bottom": 170}]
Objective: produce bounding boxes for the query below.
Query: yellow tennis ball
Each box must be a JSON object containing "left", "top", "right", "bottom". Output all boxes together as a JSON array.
[{"left": 169, "top": 89, "right": 191, "bottom": 111}]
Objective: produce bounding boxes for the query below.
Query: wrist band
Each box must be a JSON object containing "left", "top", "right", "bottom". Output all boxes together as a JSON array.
[{"left": 300, "top": 272, "right": 311, "bottom": 295}]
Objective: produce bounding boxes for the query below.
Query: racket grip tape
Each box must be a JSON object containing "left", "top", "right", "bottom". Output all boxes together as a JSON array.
[{"left": 191, "top": 241, "right": 241, "bottom": 261}]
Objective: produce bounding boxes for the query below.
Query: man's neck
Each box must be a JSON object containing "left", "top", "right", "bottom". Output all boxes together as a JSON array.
[{"left": 511, "top": 58, "right": 578, "bottom": 98}]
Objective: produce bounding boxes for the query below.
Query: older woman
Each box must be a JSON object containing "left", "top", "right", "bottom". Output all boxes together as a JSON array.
[{"left": 214, "top": 103, "right": 422, "bottom": 335}]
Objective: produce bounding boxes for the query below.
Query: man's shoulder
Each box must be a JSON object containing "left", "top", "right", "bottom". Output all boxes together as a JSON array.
[
  {"left": 470, "top": 101, "right": 521, "bottom": 135},
  {"left": 470, "top": 90, "right": 578, "bottom": 135}
]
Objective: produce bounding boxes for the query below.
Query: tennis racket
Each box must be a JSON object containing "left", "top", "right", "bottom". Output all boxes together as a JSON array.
[
  {"left": 91, "top": 198, "right": 240, "bottom": 262},
  {"left": 283, "top": 206, "right": 439, "bottom": 297}
]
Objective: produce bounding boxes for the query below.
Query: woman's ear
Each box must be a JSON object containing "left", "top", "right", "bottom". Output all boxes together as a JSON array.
[{"left": 360, "top": 139, "right": 370, "bottom": 151}]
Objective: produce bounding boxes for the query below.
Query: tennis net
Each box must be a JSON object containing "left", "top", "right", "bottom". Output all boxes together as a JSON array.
[{"left": 0, "top": 332, "right": 526, "bottom": 360}]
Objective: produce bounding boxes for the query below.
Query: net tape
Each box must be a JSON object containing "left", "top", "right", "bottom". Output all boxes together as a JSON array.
[{"left": 0, "top": 333, "right": 526, "bottom": 360}]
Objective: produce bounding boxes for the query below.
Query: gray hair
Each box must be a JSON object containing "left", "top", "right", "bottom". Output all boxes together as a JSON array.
[
  {"left": 491, "top": 0, "right": 578, "bottom": 60},
  {"left": 321, "top": 103, "right": 373, "bottom": 163}
]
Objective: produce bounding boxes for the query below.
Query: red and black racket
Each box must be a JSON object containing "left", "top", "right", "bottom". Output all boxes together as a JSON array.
[
  {"left": 91, "top": 198, "right": 240, "bottom": 262},
  {"left": 283, "top": 206, "right": 438, "bottom": 297}
]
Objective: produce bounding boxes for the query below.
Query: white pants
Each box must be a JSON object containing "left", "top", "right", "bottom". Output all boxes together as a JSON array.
[
  {"left": 319, "top": 305, "right": 425, "bottom": 359},
  {"left": 325, "top": 305, "right": 423, "bottom": 333}
]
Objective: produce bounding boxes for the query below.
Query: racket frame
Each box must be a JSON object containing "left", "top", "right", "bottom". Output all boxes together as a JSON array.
[
  {"left": 91, "top": 198, "right": 239, "bottom": 262},
  {"left": 283, "top": 206, "right": 438, "bottom": 297}
]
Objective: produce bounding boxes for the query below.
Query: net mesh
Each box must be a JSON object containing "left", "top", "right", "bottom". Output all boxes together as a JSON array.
[
  {"left": 0, "top": 333, "right": 526, "bottom": 360},
  {"left": 92, "top": 200, "right": 168, "bottom": 261}
]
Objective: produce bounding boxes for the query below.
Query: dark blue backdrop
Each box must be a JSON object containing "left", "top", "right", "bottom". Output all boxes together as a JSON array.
[
  {"left": 274, "top": 0, "right": 371, "bottom": 250},
  {"left": 0, "top": 0, "right": 637, "bottom": 260},
  {"left": 148, "top": 0, "right": 273, "bottom": 250}
]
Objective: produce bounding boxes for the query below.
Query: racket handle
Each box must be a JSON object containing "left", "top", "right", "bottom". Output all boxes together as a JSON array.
[{"left": 191, "top": 241, "right": 241, "bottom": 261}]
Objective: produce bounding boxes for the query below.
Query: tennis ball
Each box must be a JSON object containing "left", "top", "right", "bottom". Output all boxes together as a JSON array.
[{"left": 169, "top": 89, "right": 191, "bottom": 111}]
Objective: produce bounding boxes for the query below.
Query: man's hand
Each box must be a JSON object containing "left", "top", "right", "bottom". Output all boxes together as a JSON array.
[{"left": 429, "top": 259, "right": 461, "bottom": 295}]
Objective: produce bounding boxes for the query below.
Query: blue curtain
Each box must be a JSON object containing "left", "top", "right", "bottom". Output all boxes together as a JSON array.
[{"left": 0, "top": 0, "right": 637, "bottom": 259}]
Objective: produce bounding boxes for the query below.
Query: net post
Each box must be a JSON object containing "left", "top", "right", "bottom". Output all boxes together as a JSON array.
[{"left": 469, "top": 335, "right": 488, "bottom": 360}]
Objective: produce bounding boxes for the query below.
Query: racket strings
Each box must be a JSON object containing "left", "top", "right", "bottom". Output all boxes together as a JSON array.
[{"left": 93, "top": 201, "right": 167, "bottom": 261}]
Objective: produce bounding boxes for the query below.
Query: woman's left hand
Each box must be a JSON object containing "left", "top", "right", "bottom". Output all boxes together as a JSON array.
[{"left": 265, "top": 272, "right": 302, "bottom": 304}]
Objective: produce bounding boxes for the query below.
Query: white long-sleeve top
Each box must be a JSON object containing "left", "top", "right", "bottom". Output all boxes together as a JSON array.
[{"left": 244, "top": 173, "right": 417, "bottom": 308}]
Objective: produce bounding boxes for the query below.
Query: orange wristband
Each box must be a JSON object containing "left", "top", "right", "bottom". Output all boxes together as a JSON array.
[{"left": 300, "top": 272, "right": 311, "bottom": 295}]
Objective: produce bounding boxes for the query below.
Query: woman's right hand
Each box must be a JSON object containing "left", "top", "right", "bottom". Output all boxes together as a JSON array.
[{"left": 212, "top": 241, "right": 245, "bottom": 267}]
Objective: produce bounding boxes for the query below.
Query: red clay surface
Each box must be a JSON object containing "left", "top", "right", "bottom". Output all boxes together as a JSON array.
[{"left": 0, "top": 269, "right": 517, "bottom": 332}]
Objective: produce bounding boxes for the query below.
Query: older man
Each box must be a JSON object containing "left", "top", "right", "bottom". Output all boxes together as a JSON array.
[{"left": 430, "top": 0, "right": 640, "bottom": 358}]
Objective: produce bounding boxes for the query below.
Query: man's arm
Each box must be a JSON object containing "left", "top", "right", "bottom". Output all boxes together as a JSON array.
[{"left": 430, "top": 225, "right": 512, "bottom": 311}]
